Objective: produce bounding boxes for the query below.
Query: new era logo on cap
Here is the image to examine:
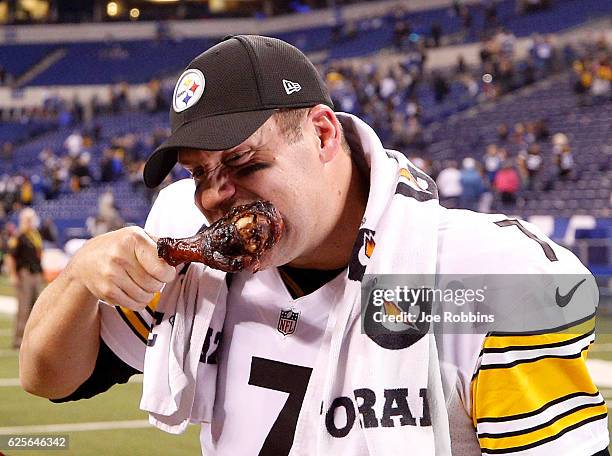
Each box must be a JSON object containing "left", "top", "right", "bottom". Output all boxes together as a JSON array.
[{"left": 283, "top": 79, "right": 302, "bottom": 95}]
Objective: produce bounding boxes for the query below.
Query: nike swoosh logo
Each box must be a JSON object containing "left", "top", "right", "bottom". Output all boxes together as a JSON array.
[{"left": 555, "top": 278, "right": 586, "bottom": 308}]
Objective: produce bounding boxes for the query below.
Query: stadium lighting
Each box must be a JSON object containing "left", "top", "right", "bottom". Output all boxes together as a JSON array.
[
  {"left": 130, "top": 8, "right": 140, "bottom": 19},
  {"left": 107, "top": 2, "right": 119, "bottom": 17}
]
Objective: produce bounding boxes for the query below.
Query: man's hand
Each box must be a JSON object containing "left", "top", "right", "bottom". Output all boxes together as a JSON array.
[
  {"left": 20, "top": 226, "right": 176, "bottom": 399},
  {"left": 66, "top": 226, "right": 176, "bottom": 311}
]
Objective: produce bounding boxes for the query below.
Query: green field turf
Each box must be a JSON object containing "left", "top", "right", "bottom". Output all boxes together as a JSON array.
[
  {"left": 1, "top": 297, "right": 610, "bottom": 454},
  {"left": 0, "top": 275, "right": 15, "bottom": 297},
  {"left": 594, "top": 316, "right": 612, "bottom": 362},
  {"left": 0, "top": 314, "right": 201, "bottom": 456}
]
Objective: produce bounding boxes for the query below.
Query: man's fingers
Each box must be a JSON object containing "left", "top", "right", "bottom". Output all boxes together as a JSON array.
[
  {"left": 133, "top": 232, "right": 177, "bottom": 283},
  {"left": 154, "top": 261, "right": 177, "bottom": 284},
  {"left": 98, "top": 280, "right": 149, "bottom": 311},
  {"left": 68, "top": 227, "right": 176, "bottom": 308},
  {"left": 111, "top": 270, "right": 155, "bottom": 305},
  {"left": 125, "top": 263, "right": 165, "bottom": 293}
]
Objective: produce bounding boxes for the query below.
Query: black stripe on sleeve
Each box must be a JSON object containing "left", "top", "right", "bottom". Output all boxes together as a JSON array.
[
  {"left": 489, "top": 312, "right": 596, "bottom": 337},
  {"left": 477, "top": 400, "right": 605, "bottom": 439},
  {"left": 472, "top": 343, "right": 592, "bottom": 381},
  {"left": 482, "top": 330, "right": 594, "bottom": 354},
  {"left": 115, "top": 307, "right": 148, "bottom": 344},
  {"left": 479, "top": 413, "right": 608, "bottom": 454},
  {"left": 50, "top": 339, "right": 141, "bottom": 403},
  {"left": 478, "top": 343, "right": 591, "bottom": 371},
  {"left": 132, "top": 309, "right": 152, "bottom": 332},
  {"left": 477, "top": 391, "right": 601, "bottom": 424},
  {"left": 144, "top": 305, "right": 155, "bottom": 318}
]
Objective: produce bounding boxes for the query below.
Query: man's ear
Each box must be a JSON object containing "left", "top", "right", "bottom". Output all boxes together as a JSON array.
[{"left": 309, "top": 105, "right": 342, "bottom": 164}]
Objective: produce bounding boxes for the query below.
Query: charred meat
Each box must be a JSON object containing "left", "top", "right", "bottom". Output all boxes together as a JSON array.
[{"left": 157, "top": 201, "right": 284, "bottom": 272}]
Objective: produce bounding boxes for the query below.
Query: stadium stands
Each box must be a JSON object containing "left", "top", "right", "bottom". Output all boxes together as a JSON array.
[
  {"left": 424, "top": 73, "right": 610, "bottom": 218},
  {"left": 0, "top": 43, "right": 60, "bottom": 80},
  {"left": 28, "top": 39, "right": 214, "bottom": 86},
  {"left": 2, "top": 0, "right": 611, "bottom": 87}
]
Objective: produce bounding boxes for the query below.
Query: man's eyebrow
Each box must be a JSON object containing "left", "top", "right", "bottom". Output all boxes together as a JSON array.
[{"left": 223, "top": 149, "right": 252, "bottom": 163}]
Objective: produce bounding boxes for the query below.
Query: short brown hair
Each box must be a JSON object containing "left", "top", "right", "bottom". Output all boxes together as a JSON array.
[
  {"left": 274, "top": 108, "right": 309, "bottom": 145},
  {"left": 273, "top": 108, "right": 351, "bottom": 155}
]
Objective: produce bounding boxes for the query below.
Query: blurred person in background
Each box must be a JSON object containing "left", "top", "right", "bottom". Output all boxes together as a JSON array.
[
  {"left": 555, "top": 144, "right": 575, "bottom": 181},
  {"left": 494, "top": 159, "right": 521, "bottom": 207},
  {"left": 0, "top": 175, "right": 20, "bottom": 216},
  {"left": 39, "top": 217, "right": 59, "bottom": 247},
  {"left": 20, "top": 175, "right": 34, "bottom": 206},
  {"left": 436, "top": 160, "right": 462, "bottom": 208},
  {"left": 432, "top": 71, "right": 450, "bottom": 103},
  {"left": 70, "top": 152, "right": 93, "bottom": 192},
  {"left": 1, "top": 141, "right": 14, "bottom": 161},
  {"left": 496, "top": 122, "right": 509, "bottom": 142},
  {"left": 511, "top": 122, "right": 527, "bottom": 146},
  {"left": 5, "top": 208, "right": 44, "bottom": 349},
  {"left": 552, "top": 132, "right": 569, "bottom": 153},
  {"left": 483, "top": 144, "right": 501, "bottom": 183},
  {"left": 86, "top": 189, "right": 124, "bottom": 237},
  {"left": 590, "top": 57, "right": 611, "bottom": 103},
  {"left": 63, "top": 129, "right": 83, "bottom": 157},
  {"left": 522, "top": 142, "right": 543, "bottom": 190},
  {"left": 459, "top": 157, "right": 486, "bottom": 210}
]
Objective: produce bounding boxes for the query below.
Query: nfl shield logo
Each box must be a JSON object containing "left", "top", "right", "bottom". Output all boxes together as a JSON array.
[{"left": 277, "top": 309, "right": 300, "bottom": 336}]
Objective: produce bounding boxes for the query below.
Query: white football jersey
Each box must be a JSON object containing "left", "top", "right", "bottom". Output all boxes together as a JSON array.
[
  {"left": 201, "top": 267, "right": 353, "bottom": 455},
  {"left": 98, "top": 179, "right": 608, "bottom": 456}
]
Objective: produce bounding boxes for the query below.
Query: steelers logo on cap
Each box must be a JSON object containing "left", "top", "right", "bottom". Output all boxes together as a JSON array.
[{"left": 172, "top": 69, "right": 205, "bottom": 113}]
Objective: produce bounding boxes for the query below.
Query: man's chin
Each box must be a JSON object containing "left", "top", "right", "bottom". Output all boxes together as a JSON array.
[{"left": 249, "top": 247, "right": 290, "bottom": 273}]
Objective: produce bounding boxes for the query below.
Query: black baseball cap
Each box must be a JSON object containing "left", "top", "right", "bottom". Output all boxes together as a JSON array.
[{"left": 143, "top": 34, "right": 334, "bottom": 188}]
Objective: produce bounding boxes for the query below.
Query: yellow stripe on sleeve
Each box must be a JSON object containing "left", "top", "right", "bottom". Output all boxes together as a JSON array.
[
  {"left": 147, "top": 291, "right": 161, "bottom": 311},
  {"left": 483, "top": 317, "right": 595, "bottom": 349},
  {"left": 117, "top": 307, "right": 150, "bottom": 342},
  {"left": 472, "top": 347, "right": 597, "bottom": 423},
  {"left": 116, "top": 294, "right": 159, "bottom": 344}
]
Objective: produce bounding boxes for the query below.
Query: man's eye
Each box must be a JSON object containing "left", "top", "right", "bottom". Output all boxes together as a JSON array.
[
  {"left": 191, "top": 168, "right": 205, "bottom": 179},
  {"left": 224, "top": 151, "right": 253, "bottom": 167}
]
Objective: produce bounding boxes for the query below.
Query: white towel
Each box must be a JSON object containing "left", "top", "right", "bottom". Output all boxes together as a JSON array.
[
  {"left": 140, "top": 263, "right": 227, "bottom": 434},
  {"left": 290, "top": 114, "right": 451, "bottom": 455}
]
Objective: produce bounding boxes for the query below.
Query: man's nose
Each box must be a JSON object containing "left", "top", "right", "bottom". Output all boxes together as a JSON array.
[{"left": 197, "top": 174, "right": 236, "bottom": 213}]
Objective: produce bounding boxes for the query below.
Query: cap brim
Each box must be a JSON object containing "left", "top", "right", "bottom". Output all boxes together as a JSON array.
[{"left": 144, "top": 109, "right": 277, "bottom": 188}]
